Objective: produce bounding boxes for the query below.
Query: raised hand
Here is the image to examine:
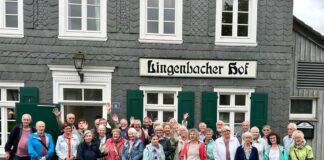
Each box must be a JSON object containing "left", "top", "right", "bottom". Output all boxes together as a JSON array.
[
  {"left": 106, "top": 102, "right": 112, "bottom": 114},
  {"left": 112, "top": 113, "right": 119, "bottom": 123},
  {"left": 183, "top": 112, "right": 189, "bottom": 120},
  {"left": 130, "top": 116, "right": 135, "bottom": 125},
  {"left": 52, "top": 108, "right": 61, "bottom": 117}
]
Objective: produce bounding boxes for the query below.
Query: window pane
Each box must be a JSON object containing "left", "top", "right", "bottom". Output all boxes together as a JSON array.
[
  {"left": 148, "top": 0, "right": 159, "bottom": 7},
  {"left": 147, "top": 93, "right": 158, "bottom": 104},
  {"left": 68, "top": 18, "right": 82, "bottom": 30},
  {"left": 223, "top": 0, "right": 233, "bottom": 11},
  {"left": 291, "top": 100, "right": 313, "bottom": 114},
  {"left": 164, "top": 22, "right": 175, "bottom": 34},
  {"left": 238, "top": 0, "right": 249, "bottom": 11},
  {"left": 0, "top": 90, "right": 1, "bottom": 101},
  {"left": 69, "top": 5, "right": 82, "bottom": 17},
  {"left": 63, "top": 88, "right": 82, "bottom": 100},
  {"left": 238, "top": 13, "right": 248, "bottom": 24},
  {"left": 163, "top": 93, "right": 174, "bottom": 104},
  {"left": 234, "top": 112, "right": 245, "bottom": 123},
  {"left": 87, "top": 19, "right": 100, "bottom": 30},
  {"left": 222, "top": 25, "right": 232, "bottom": 36},
  {"left": 7, "top": 108, "right": 15, "bottom": 120},
  {"left": 147, "top": 111, "right": 158, "bottom": 121},
  {"left": 222, "top": 12, "right": 233, "bottom": 23},
  {"left": 7, "top": 89, "right": 19, "bottom": 101},
  {"left": 87, "top": 6, "right": 100, "bottom": 18},
  {"left": 238, "top": 25, "right": 248, "bottom": 37},
  {"left": 69, "top": 0, "right": 81, "bottom": 4},
  {"left": 220, "top": 95, "right": 230, "bottom": 105},
  {"left": 87, "top": 0, "right": 100, "bottom": 5},
  {"left": 219, "top": 112, "right": 230, "bottom": 123},
  {"left": 164, "top": 9, "right": 175, "bottom": 21},
  {"left": 164, "top": 0, "right": 175, "bottom": 8},
  {"left": 6, "top": 15, "right": 18, "bottom": 28},
  {"left": 147, "top": 8, "right": 159, "bottom": 20},
  {"left": 147, "top": 22, "right": 159, "bottom": 33},
  {"left": 163, "top": 111, "right": 174, "bottom": 122},
  {"left": 84, "top": 89, "right": 102, "bottom": 101},
  {"left": 235, "top": 95, "right": 246, "bottom": 106},
  {"left": 5, "top": 2, "right": 18, "bottom": 14}
]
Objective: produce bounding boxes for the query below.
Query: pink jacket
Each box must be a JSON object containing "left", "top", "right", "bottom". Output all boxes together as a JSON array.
[
  {"left": 105, "top": 138, "right": 126, "bottom": 160},
  {"left": 180, "top": 141, "right": 207, "bottom": 160}
]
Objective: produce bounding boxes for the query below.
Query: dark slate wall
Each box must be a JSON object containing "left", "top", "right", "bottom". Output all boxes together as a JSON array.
[{"left": 0, "top": 0, "right": 293, "bottom": 134}]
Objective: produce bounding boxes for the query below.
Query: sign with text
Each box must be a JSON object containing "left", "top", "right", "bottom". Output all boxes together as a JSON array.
[{"left": 139, "top": 58, "right": 257, "bottom": 78}]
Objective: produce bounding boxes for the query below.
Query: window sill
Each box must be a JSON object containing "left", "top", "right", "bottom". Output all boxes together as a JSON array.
[
  {"left": 139, "top": 38, "right": 183, "bottom": 44},
  {"left": 0, "top": 33, "right": 24, "bottom": 38},
  {"left": 58, "top": 35, "right": 107, "bottom": 41},
  {"left": 215, "top": 41, "right": 257, "bottom": 47}
]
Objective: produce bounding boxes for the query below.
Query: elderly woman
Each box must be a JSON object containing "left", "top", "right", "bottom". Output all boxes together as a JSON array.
[
  {"left": 250, "top": 126, "right": 266, "bottom": 160},
  {"left": 132, "top": 120, "right": 149, "bottom": 145},
  {"left": 173, "top": 126, "right": 188, "bottom": 160},
  {"left": 214, "top": 126, "right": 240, "bottom": 160},
  {"left": 289, "top": 130, "right": 314, "bottom": 160},
  {"left": 94, "top": 125, "right": 109, "bottom": 155},
  {"left": 105, "top": 129, "right": 126, "bottom": 160},
  {"left": 143, "top": 135, "right": 166, "bottom": 160},
  {"left": 77, "top": 130, "right": 106, "bottom": 160},
  {"left": 122, "top": 128, "right": 143, "bottom": 160},
  {"left": 155, "top": 125, "right": 173, "bottom": 160},
  {"left": 263, "top": 132, "right": 288, "bottom": 160},
  {"left": 56, "top": 123, "right": 80, "bottom": 160},
  {"left": 180, "top": 128, "right": 206, "bottom": 160},
  {"left": 235, "top": 132, "right": 259, "bottom": 160},
  {"left": 204, "top": 128, "right": 215, "bottom": 160}
]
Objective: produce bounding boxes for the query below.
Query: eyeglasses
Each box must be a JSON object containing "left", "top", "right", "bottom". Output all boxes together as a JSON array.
[{"left": 263, "top": 129, "right": 269, "bottom": 131}]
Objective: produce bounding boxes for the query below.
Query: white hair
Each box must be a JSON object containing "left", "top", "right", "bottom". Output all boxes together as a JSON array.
[
  {"left": 288, "top": 123, "right": 297, "bottom": 130},
  {"left": 292, "top": 130, "right": 304, "bottom": 140},
  {"left": 21, "top": 114, "right": 32, "bottom": 121},
  {"left": 36, "top": 121, "right": 45, "bottom": 127},
  {"left": 128, "top": 128, "right": 137, "bottom": 134},
  {"left": 250, "top": 126, "right": 260, "bottom": 132},
  {"left": 242, "top": 131, "right": 252, "bottom": 139},
  {"left": 97, "top": 124, "right": 106, "bottom": 130}
]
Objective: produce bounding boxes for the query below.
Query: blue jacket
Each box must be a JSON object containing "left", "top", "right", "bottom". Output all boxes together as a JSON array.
[
  {"left": 28, "top": 133, "right": 54, "bottom": 160},
  {"left": 143, "top": 143, "right": 165, "bottom": 160},
  {"left": 235, "top": 145, "right": 259, "bottom": 160},
  {"left": 122, "top": 138, "right": 143, "bottom": 160},
  {"left": 204, "top": 139, "right": 215, "bottom": 160}
]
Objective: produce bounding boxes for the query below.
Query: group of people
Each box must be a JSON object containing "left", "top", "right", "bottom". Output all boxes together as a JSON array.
[{"left": 4, "top": 103, "right": 315, "bottom": 160}]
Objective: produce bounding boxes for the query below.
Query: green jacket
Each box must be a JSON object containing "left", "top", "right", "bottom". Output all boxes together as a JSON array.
[
  {"left": 263, "top": 145, "right": 288, "bottom": 160},
  {"left": 205, "top": 139, "right": 215, "bottom": 160},
  {"left": 289, "top": 145, "right": 314, "bottom": 160}
]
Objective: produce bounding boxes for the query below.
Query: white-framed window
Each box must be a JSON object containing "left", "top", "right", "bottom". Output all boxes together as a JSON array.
[
  {"left": 60, "top": 85, "right": 105, "bottom": 103},
  {"left": 214, "top": 88, "right": 254, "bottom": 134},
  {"left": 139, "top": 0, "right": 183, "bottom": 44},
  {"left": 58, "top": 0, "right": 107, "bottom": 41},
  {"left": 290, "top": 98, "right": 316, "bottom": 120},
  {"left": 0, "top": 82, "right": 23, "bottom": 153},
  {"left": 215, "top": 0, "right": 257, "bottom": 46},
  {"left": 140, "top": 86, "right": 181, "bottom": 122},
  {"left": 0, "top": 0, "right": 24, "bottom": 38}
]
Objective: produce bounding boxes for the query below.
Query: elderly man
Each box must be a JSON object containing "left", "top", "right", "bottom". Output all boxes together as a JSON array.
[
  {"left": 198, "top": 122, "right": 207, "bottom": 141},
  {"left": 119, "top": 118, "right": 129, "bottom": 138},
  {"left": 235, "top": 120, "right": 250, "bottom": 144},
  {"left": 283, "top": 122, "right": 297, "bottom": 153},
  {"left": 213, "top": 120, "right": 224, "bottom": 140},
  {"left": 5, "top": 114, "right": 36, "bottom": 160},
  {"left": 52, "top": 108, "right": 78, "bottom": 135},
  {"left": 28, "top": 121, "right": 54, "bottom": 160}
]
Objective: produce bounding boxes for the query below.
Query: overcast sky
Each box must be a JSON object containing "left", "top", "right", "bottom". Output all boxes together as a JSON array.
[{"left": 294, "top": 0, "right": 324, "bottom": 35}]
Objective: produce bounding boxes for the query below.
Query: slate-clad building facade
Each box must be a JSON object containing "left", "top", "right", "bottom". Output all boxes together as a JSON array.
[{"left": 0, "top": 0, "right": 294, "bottom": 157}]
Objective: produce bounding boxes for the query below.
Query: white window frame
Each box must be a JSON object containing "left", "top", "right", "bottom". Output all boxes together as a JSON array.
[
  {"left": 215, "top": 0, "right": 257, "bottom": 46},
  {"left": 0, "top": 82, "right": 24, "bottom": 155},
  {"left": 214, "top": 88, "right": 254, "bottom": 134},
  {"left": 0, "top": 0, "right": 24, "bottom": 38},
  {"left": 139, "top": 0, "right": 183, "bottom": 44},
  {"left": 289, "top": 97, "right": 316, "bottom": 120},
  {"left": 58, "top": 0, "right": 107, "bottom": 41},
  {"left": 140, "top": 86, "right": 181, "bottom": 122}
]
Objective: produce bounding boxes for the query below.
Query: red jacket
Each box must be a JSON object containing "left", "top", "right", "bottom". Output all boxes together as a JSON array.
[
  {"left": 105, "top": 138, "right": 126, "bottom": 160},
  {"left": 180, "top": 141, "right": 207, "bottom": 160}
]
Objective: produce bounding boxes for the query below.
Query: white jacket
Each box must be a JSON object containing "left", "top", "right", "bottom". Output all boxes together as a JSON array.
[
  {"left": 213, "top": 137, "right": 240, "bottom": 160},
  {"left": 55, "top": 134, "right": 80, "bottom": 160}
]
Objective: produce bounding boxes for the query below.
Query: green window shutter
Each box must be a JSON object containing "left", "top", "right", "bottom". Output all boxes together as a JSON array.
[
  {"left": 178, "top": 91, "right": 195, "bottom": 129},
  {"left": 19, "top": 87, "right": 39, "bottom": 103},
  {"left": 250, "top": 93, "right": 268, "bottom": 130},
  {"left": 201, "top": 91, "right": 218, "bottom": 131},
  {"left": 127, "top": 90, "right": 143, "bottom": 121}
]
